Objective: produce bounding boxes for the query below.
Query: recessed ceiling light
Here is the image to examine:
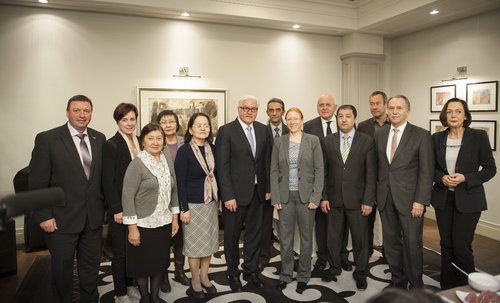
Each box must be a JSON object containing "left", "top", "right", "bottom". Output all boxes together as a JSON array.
[
  {"left": 292, "top": 24, "right": 301, "bottom": 29},
  {"left": 181, "top": 12, "right": 190, "bottom": 17},
  {"left": 38, "top": 0, "right": 48, "bottom": 3},
  {"left": 430, "top": 10, "right": 439, "bottom": 15}
]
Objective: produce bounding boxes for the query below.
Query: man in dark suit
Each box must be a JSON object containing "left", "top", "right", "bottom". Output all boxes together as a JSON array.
[
  {"left": 260, "top": 98, "right": 289, "bottom": 269},
  {"left": 320, "top": 105, "right": 376, "bottom": 290},
  {"left": 304, "top": 94, "right": 351, "bottom": 272},
  {"left": 29, "top": 95, "right": 106, "bottom": 303},
  {"left": 374, "top": 95, "right": 434, "bottom": 289},
  {"left": 216, "top": 95, "right": 271, "bottom": 291},
  {"left": 357, "top": 91, "right": 390, "bottom": 256}
]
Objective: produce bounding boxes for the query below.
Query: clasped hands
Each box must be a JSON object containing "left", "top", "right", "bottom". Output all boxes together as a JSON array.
[{"left": 442, "top": 173, "right": 465, "bottom": 187}]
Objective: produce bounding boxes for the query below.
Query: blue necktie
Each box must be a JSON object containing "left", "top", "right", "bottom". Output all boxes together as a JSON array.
[{"left": 246, "top": 126, "right": 256, "bottom": 157}]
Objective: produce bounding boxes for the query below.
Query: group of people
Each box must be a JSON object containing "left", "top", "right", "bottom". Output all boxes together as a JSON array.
[{"left": 27, "top": 91, "right": 496, "bottom": 303}]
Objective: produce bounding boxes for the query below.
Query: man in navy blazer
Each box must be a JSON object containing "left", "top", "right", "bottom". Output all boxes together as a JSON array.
[
  {"left": 320, "top": 105, "right": 376, "bottom": 290},
  {"left": 216, "top": 95, "right": 271, "bottom": 291},
  {"left": 374, "top": 95, "right": 434, "bottom": 289},
  {"left": 29, "top": 95, "right": 106, "bottom": 303}
]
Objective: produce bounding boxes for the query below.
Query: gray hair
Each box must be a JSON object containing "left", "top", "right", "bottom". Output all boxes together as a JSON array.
[
  {"left": 238, "top": 95, "right": 259, "bottom": 107},
  {"left": 388, "top": 94, "right": 411, "bottom": 110}
]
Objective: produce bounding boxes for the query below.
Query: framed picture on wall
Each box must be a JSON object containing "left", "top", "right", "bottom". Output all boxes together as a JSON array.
[
  {"left": 430, "top": 85, "right": 456, "bottom": 112},
  {"left": 466, "top": 81, "right": 498, "bottom": 112},
  {"left": 137, "top": 87, "right": 227, "bottom": 136},
  {"left": 429, "top": 119, "right": 497, "bottom": 150}
]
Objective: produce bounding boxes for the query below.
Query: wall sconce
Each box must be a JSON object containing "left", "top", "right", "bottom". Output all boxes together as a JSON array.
[
  {"left": 442, "top": 66, "right": 468, "bottom": 82},
  {"left": 173, "top": 66, "right": 201, "bottom": 78}
]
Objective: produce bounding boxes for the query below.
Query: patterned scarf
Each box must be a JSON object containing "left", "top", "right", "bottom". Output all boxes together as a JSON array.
[{"left": 189, "top": 140, "right": 218, "bottom": 203}]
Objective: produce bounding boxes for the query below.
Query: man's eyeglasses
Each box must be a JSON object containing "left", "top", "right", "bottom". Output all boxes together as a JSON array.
[{"left": 239, "top": 107, "right": 258, "bottom": 113}]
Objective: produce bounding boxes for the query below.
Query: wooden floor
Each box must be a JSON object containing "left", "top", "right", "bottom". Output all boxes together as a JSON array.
[{"left": 1, "top": 218, "right": 499, "bottom": 302}]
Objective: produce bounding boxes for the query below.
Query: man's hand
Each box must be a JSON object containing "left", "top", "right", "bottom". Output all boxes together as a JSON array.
[
  {"left": 320, "top": 200, "right": 330, "bottom": 213},
  {"left": 361, "top": 205, "right": 373, "bottom": 216},
  {"left": 308, "top": 202, "right": 318, "bottom": 210},
  {"left": 114, "top": 212, "right": 123, "bottom": 224},
  {"left": 274, "top": 203, "right": 282, "bottom": 210},
  {"left": 40, "top": 218, "right": 57, "bottom": 233},
  {"left": 265, "top": 193, "right": 271, "bottom": 200},
  {"left": 411, "top": 202, "right": 425, "bottom": 218},
  {"left": 224, "top": 199, "right": 237, "bottom": 212}
]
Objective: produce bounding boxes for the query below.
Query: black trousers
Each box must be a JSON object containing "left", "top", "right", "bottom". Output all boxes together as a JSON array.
[
  {"left": 108, "top": 219, "right": 133, "bottom": 296},
  {"left": 315, "top": 208, "right": 329, "bottom": 263},
  {"left": 44, "top": 221, "right": 102, "bottom": 303},
  {"left": 259, "top": 199, "right": 274, "bottom": 265},
  {"left": 367, "top": 204, "right": 378, "bottom": 253},
  {"left": 435, "top": 191, "right": 481, "bottom": 290},
  {"left": 223, "top": 186, "right": 263, "bottom": 277}
]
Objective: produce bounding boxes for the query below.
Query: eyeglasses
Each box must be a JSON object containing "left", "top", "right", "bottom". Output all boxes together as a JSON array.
[
  {"left": 160, "top": 120, "right": 177, "bottom": 125},
  {"left": 239, "top": 107, "right": 258, "bottom": 113},
  {"left": 193, "top": 124, "right": 210, "bottom": 129}
]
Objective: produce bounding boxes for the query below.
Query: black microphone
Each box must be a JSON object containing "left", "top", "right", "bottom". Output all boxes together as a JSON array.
[{"left": 0, "top": 187, "right": 64, "bottom": 228}]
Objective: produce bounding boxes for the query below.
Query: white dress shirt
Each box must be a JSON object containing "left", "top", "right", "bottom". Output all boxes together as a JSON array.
[
  {"left": 67, "top": 122, "right": 92, "bottom": 167},
  {"left": 386, "top": 121, "right": 407, "bottom": 162},
  {"left": 321, "top": 116, "right": 337, "bottom": 136}
]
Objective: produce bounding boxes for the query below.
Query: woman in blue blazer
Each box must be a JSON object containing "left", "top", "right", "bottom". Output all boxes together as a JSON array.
[{"left": 431, "top": 98, "right": 496, "bottom": 289}]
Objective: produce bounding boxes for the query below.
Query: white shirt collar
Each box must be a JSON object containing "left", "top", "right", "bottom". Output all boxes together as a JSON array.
[
  {"left": 390, "top": 121, "right": 407, "bottom": 133},
  {"left": 67, "top": 122, "right": 88, "bottom": 137},
  {"left": 237, "top": 116, "right": 254, "bottom": 130}
]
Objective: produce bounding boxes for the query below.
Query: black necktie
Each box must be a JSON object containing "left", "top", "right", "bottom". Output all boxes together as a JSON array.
[
  {"left": 274, "top": 127, "right": 280, "bottom": 138},
  {"left": 326, "top": 121, "right": 332, "bottom": 135}
]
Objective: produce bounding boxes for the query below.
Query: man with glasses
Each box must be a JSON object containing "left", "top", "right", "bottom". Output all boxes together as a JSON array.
[{"left": 216, "top": 95, "right": 272, "bottom": 291}]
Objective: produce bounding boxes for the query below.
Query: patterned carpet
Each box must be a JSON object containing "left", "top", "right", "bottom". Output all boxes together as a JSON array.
[{"left": 95, "top": 241, "right": 442, "bottom": 303}]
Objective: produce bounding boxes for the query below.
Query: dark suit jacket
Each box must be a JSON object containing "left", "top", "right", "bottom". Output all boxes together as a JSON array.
[
  {"left": 304, "top": 116, "right": 327, "bottom": 138},
  {"left": 267, "top": 122, "right": 289, "bottom": 144},
  {"left": 357, "top": 118, "right": 376, "bottom": 137},
  {"left": 321, "top": 131, "right": 376, "bottom": 209},
  {"left": 102, "top": 132, "right": 135, "bottom": 216},
  {"left": 374, "top": 123, "right": 434, "bottom": 214},
  {"left": 431, "top": 127, "right": 496, "bottom": 213},
  {"left": 216, "top": 118, "right": 271, "bottom": 206},
  {"left": 29, "top": 123, "right": 106, "bottom": 232}
]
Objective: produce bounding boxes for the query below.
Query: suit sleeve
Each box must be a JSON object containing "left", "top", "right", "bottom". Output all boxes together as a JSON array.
[
  {"left": 28, "top": 132, "right": 54, "bottom": 223},
  {"left": 415, "top": 130, "right": 435, "bottom": 206},
  {"left": 309, "top": 136, "right": 324, "bottom": 205},
  {"left": 362, "top": 138, "right": 377, "bottom": 206},
  {"left": 165, "top": 150, "right": 179, "bottom": 214},
  {"left": 102, "top": 140, "right": 122, "bottom": 215},
  {"left": 265, "top": 128, "right": 272, "bottom": 194},
  {"left": 320, "top": 137, "right": 329, "bottom": 201},
  {"left": 215, "top": 126, "right": 235, "bottom": 202},
  {"left": 463, "top": 130, "right": 496, "bottom": 188},
  {"left": 270, "top": 140, "right": 280, "bottom": 205}
]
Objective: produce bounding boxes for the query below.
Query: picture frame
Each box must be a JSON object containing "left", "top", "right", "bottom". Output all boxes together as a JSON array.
[
  {"left": 430, "top": 85, "right": 456, "bottom": 112},
  {"left": 429, "top": 119, "right": 496, "bottom": 151},
  {"left": 137, "top": 87, "right": 227, "bottom": 136},
  {"left": 466, "top": 81, "right": 498, "bottom": 112}
]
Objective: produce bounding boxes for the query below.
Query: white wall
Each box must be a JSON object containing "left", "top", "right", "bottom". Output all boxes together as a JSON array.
[{"left": 388, "top": 9, "right": 500, "bottom": 239}]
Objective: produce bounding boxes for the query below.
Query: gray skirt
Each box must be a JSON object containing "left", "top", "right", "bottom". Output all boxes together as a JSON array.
[{"left": 182, "top": 200, "right": 219, "bottom": 258}]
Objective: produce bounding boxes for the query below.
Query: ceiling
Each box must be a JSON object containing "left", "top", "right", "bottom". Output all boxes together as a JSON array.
[{"left": 1, "top": 0, "right": 500, "bottom": 37}]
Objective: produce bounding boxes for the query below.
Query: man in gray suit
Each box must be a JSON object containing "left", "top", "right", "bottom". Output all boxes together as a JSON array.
[
  {"left": 374, "top": 95, "right": 434, "bottom": 289},
  {"left": 320, "top": 105, "right": 376, "bottom": 290}
]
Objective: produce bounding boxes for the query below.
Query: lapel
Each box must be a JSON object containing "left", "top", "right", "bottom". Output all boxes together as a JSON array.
[
  {"left": 344, "top": 132, "right": 360, "bottom": 165},
  {"left": 332, "top": 132, "right": 343, "bottom": 163},
  {"left": 391, "top": 123, "right": 413, "bottom": 164},
  {"left": 379, "top": 125, "right": 390, "bottom": 164},
  {"left": 436, "top": 130, "right": 448, "bottom": 172},
  {"left": 455, "top": 127, "right": 471, "bottom": 173},
  {"left": 283, "top": 134, "right": 290, "bottom": 167},
  {"left": 58, "top": 124, "right": 88, "bottom": 180},
  {"left": 88, "top": 128, "right": 99, "bottom": 178},
  {"left": 233, "top": 119, "right": 255, "bottom": 160}
]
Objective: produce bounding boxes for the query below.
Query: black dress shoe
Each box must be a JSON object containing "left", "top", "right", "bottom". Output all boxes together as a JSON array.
[
  {"left": 186, "top": 287, "right": 205, "bottom": 299},
  {"left": 228, "top": 275, "right": 242, "bottom": 292},
  {"left": 202, "top": 283, "right": 217, "bottom": 293},
  {"left": 277, "top": 280, "right": 287, "bottom": 290},
  {"left": 243, "top": 273, "right": 264, "bottom": 289},
  {"left": 322, "top": 268, "right": 340, "bottom": 282},
  {"left": 160, "top": 278, "right": 171, "bottom": 293},
  {"left": 356, "top": 277, "right": 367, "bottom": 290},
  {"left": 341, "top": 260, "right": 353, "bottom": 271},
  {"left": 384, "top": 281, "right": 408, "bottom": 290},
  {"left": 296, "top": 282, "right": 307, "bottom": 294},
  {"left": 173, "top": 269, "right": 190, "bottom": 286},
  {"left": 314, "top": 259, "right": 326, "bottom": 271}
]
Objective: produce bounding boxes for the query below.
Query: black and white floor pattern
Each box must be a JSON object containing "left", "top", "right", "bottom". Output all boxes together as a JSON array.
[{"left": 96, "top": 241, "right": 441, "bottom": 303}]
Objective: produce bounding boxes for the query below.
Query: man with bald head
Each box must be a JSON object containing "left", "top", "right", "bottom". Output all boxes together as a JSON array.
[
  {"left": 216, "top": 95, "right": 272, "bottom": 291},
  {"left": 304, "top": 94, "right": 353, "bottom": 273}
]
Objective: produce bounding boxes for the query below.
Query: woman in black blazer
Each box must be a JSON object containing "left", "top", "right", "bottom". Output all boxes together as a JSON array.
[
  {"left": 102, "top": 103, "right": 141, "bottom": 302},
  {"left": 431, "top": 98, "right": 496, "bottom": 290}
]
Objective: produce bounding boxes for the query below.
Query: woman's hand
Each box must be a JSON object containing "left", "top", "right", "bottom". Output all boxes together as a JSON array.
[
  {"left": 171, "top": 214, "right": 179, "bottom": 237},
  {"left": 180, "top": 210, "right": 191, "bottom": 224},
  {"left": 442, "top": 173, "right": 466, "bottom": 187},
  {"left": 114, "top": 212, "right": 123, "bottom": 224},
  {"left": 128, "top": 225, "right": 140, "bottom": 246},
  {"left": 308, "top": 202, "right": 318, "bottom": 210}
]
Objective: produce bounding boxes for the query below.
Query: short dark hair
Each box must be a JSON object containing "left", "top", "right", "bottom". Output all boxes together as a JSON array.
[
  {"left": 157, "top": 110, "right": 180, "bottom": 132},
  {"left": 66, "top": 95, "right": 93, "bottom": 111},
  {"left": 184, "top": 113, "right": 214, "bottom": 144},
  {"left": 439, "top": 98, "right": 472, "bottom": 128},
  {"left": 267, "top": 98, "right": 285, "bottom": 111},
  {"left": 367, "top": 289, "right": 442, "bottom": 303},
  {"left": 337, "top": 104, "right": 357, "bottom": 118},
  {"left": 370, "top": 91, "right": 387, "bottom": 104},
  {"left": 388, "top": 94, "right": 410, "bottom": 110},
  {"left": 113, "top": 103, "right": 138, "bottom": 123},
  {"left": 139, "top": 123, "right": 165, "bottom": 150}
]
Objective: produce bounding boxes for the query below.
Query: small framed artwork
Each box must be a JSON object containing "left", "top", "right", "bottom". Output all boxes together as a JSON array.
[
  {"left": 470, "top": 120, "right": 497, "bottom": 151},
  {"left": 429, "top": 119, "right": 497, "bottom": 150},
  {"left": 430, "top": 85, "right": 456, "bottom": 112},
  {"left": 137, "top": 87, "right": 227, "bottom": 136},
  {"left": 466, "top": 81, "right": 498, "bottom": 112}
]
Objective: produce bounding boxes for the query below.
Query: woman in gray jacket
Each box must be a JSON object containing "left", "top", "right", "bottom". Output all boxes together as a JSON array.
[{"left": 122, "top": 123, "right": 180, "bottom": 303}]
